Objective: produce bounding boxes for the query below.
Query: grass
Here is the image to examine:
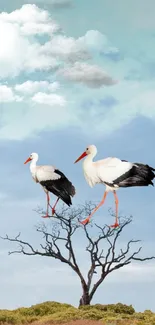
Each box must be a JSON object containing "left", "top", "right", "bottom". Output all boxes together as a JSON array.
[{"left": 0, "top": 301, "right": 154, "bottom": 325}]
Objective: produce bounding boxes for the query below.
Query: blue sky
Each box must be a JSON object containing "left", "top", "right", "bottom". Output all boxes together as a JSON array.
[{"left": 0, "top": 0, "right": 155, "bottom": 312}]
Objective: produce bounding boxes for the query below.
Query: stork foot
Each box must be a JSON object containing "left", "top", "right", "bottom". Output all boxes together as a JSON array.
[
  {"left": 52, "top": 208, "right": 55, "bottom": 216},
  {"left": 41, "top": 215, "right": 49, "bottom": 219},
  {"left": 79, "top": 217, "right": 90, "bottom": 225},
  {"left": 110, "top": 222, "right": 119, "bottom": 229}
]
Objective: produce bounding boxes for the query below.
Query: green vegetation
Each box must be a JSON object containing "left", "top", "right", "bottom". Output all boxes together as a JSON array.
[{"left": 0, "top": 301, "right": 154, "bottom": 325}]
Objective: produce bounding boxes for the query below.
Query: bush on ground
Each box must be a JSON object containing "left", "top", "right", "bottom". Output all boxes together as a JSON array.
[{"left": 0, "top": 301, "right": 155, "bottom": 325}]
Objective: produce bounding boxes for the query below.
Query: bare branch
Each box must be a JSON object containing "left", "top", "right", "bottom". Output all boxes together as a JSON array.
[{"left": 2, "top": 202, "right": 155, "bottom": 306}]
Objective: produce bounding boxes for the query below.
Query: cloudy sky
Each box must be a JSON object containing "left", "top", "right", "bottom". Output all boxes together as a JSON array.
[{"left": 0, "top": 0, "right": 155, "bottom": 313}]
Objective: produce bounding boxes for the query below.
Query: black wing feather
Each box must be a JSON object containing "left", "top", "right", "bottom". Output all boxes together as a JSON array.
[
  {"left": 40, "top": 169, "right": 76, "bottom": 206},
  {"left": 113, "top": 163, "right": 155, "bottom": 188}
]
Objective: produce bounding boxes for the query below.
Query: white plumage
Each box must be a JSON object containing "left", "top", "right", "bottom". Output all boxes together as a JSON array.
[
  {"left": 83, "top": 156, "right": 133, "bottom": 188},
  {"left": 35, "top": 166, "right": 61, "bottom": 182},
  {"left": 74, "top": 144, "right": 155, "bottom": 228},
  {"left": 24, "top": 152, "right": 76, "bottom": 218}
]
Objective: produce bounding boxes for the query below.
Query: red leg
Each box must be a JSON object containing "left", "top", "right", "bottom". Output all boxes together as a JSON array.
[
  {"left": 42, "top": 192, "right": 50, "bottom": 218},
  {"left": 47, "top": 194, "right": 53, "bottom": 210},
  {"left": 80, "top": 191, "right": 108, "bottom": 225},
  {"left": 46, "top": 193, "right": 59, "bottom": 215},
  {"left": 52, "top": 198, "right": 59, "bottom": 215},
  {"left": 110, "top": 191, "right": 119, "bottom": 228}
]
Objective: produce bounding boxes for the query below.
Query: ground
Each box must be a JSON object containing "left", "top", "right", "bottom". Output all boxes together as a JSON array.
[
  {"left": 0, "top": 301, "right": 153, "bottom": 325},
  {"left": 47, "top": 321, "right": 106, "bottom": 325}
]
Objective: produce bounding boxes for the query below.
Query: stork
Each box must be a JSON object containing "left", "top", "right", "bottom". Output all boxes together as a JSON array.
[
  {"left": 24, "top": 153, "right": 76, "bottom": 218},
  {"left": 74, "top": 145, "right": 155, "bottom": 228}
]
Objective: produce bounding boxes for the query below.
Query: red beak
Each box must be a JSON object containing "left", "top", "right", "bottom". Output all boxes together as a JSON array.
[
  {"left": 74, "top": 151, "right": 87, "bottom": 163},
  {"left": 24, "top": 157, "right": 32, "bottom": 164}
]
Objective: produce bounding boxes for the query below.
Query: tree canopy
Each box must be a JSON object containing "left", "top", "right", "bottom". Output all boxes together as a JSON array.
[{"left": 2, "top": 202, "right": 155, "bottom": 306}]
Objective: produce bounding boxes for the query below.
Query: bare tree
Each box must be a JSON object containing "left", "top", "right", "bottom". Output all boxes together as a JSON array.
[{"left": 2, "top": 202, "right": 155, "bottom": 306}]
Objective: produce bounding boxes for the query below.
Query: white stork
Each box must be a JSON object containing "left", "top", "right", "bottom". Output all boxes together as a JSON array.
[
  {"left": 24, "top": 152, "right": 76, "bottom": 218},
  {"left": 74, "top": 144, "right": 155, "bottom": 228}
]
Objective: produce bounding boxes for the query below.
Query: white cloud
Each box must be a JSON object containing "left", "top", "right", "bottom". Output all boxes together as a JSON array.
[
  {"left": 0, "top": 5, "right": 89, "bottom": 79},
  {"left": 1, "top": 4, "right": 59, "bottom": 36},
  {"left": 32, "top": 92, "right": 66, "bottom": 106},
  {"left": 0, "top": 5, "right": 127, "bottom": 141},
  {"left": 0, "top": 6, "right": 59, "bottom": 78},
  {"left": 0, "top": 85, "right": 22, "bottom": 103},
  {"left": 21, "top": 22, "right": 58, "bottom": 36},
  {"left": 0, "top": 105, "right": 76, "bottom": 140},
  {"left": 59, "top": 62, "right": 117, "bottom": 87},
  {"left": 42, "top": 30, "right": 119, "bottom": 64},
  {"left": 1, "top": 80, "right": 155, "bottom": 141},
  {"left": 42, "top": 35, "right": 90, "bottom": 62},
  {"left": 77, "top": 30, "right": 119, "bottom": 55},
  {"left": 1, "top": 4, "right": 57, "bottom": 27},
  {"left": 15, "top": 81, "right": 59, "bottom": 95},
  {"left": 0, "top": 21, "right": 28, "bottom": 78},
  {"left": 0, "top": 5, "right": 117, "bottom": 82}
]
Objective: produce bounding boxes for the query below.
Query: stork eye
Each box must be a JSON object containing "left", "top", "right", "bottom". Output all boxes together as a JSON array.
[{"left": 86, "top": 148, "right": 88, "bottom": 150}]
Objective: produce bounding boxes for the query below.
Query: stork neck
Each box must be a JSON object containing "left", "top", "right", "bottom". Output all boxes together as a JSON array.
[
  {"left": 30, "top": 158, "right": 37, "bottom": 173},
  {"left": 83, "top": 152, "right": 96, "bottom": 166}
]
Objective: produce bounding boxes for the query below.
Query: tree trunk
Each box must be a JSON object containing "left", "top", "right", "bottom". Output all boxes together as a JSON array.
[{"left": 79, "top": 289, "right": 91, "bottom": 306}]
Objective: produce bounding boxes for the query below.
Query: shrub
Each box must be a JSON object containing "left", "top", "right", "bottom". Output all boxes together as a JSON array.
[
  {"left": 39, "top": 308, "right": 81, "bottom": 323},
  {"left": 93, "top": 303, "right": 135, "bottom": 314},
  {"left": 0, "top": 312, "right": 20, "bottom": 324},
  {"left": 79, "top": 309, "right": 104, "bottom": 320},
  {"left": 0, "top": 301, "right": 154, "bottom": 325},
  {"left": 17, "top": 301, "right": 73, "bottom": 317}
]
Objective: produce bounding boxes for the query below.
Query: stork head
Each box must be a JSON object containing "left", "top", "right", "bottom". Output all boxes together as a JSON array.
[
  {"left": 74, "top": 145, "right": 97, "bottom": 163},
  {"left": 24, "top": 152, "right": 39, "bottom": 164}
]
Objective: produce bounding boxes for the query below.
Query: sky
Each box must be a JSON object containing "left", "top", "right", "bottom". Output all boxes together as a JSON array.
[{"left": 0, "top": 0, "right": 155, "bottom": 313}]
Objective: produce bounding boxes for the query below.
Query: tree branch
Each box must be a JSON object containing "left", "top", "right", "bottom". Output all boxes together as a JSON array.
[{"left": 2, "top": 203, "right": 155, "bottom": 306}]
